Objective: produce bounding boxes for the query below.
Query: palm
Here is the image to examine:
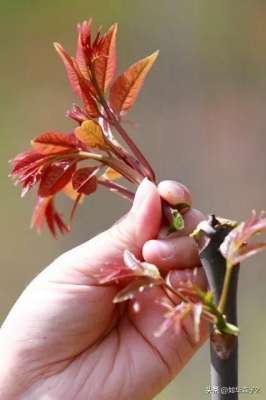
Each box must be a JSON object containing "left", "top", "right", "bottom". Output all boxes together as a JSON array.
[
  {"left": 11, "top": 273, "right": 195, "bottom": 400},
  {"left": 0, "top": 180, "right": 208, "bottom": 400}
]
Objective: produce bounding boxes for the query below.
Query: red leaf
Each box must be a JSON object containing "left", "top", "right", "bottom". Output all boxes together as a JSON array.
[
  {"left": 63, "top": 181, "right": 84, "bottom": 202},
  {"left": 54, "top": 42, "right": 83, "bottom": 98},
  {"left": 53, "top": 211, "right": 69, "bottom": 236},
  {"left": 54, "top": 43, "right": 99, "bottom": 118},
  {"left": 75, "top": 20, "right": 117, "bottom": 93},
  {"left": 94, "top": 23, "right": 117, "bottom": 93},
  {"left": 31, "top": 196, "right": 69, "bottom": 237},
  {"left": 63, "top": 181, "right": 84, "bottom": 222},
  {"left": 73, "top": 60, "right": 100, "bottom": 118},
  {"left": 72, "top": 167, "right": 98, "bottom": 195},
  {"left": 69, "top": 192, "right": 83, "bottom": 222},
  {"left": 38, "top": 161, "right": 76, "bottom": 197},
  {"left": 32, "top": 132, "right": 80, "bottom": 155},
  {"left": 66, "top": 104, "right": 88, "bottom": 124},
  {"left": 20, "top": 167, "right": 42, "bottom": 197},
  {"left": 76, "top": 20, "right": 92, "bottom": 80},
  {"left": 31, "top": 196, "right": 51, "bottom": 233},
  {"left": 109, "top": 50, "right": 159, "bottom": 116},
  {"left": 11, "top": 150, "right": 48, "bottom": 175},
  {"left": 11, "top": 150, "right": 52, "bottom": 196}
]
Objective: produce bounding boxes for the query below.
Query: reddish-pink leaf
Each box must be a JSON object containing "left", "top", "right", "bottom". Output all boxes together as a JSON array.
[
  {"left": 31, "top": 196, "right": 69, "bottom": 237},
  {"left": 20, "top": 168, "right": 42, "bottom": 197},
  {"left": 90, "top": 250, "right": 161, "bottom": 287},
  {"left": 63, "top": 181, "right": 84, "bottom": 202},
  {"left": 54, "top": 42, "right": 83, "bottom": 98},
  {"left": 62, "top": 181, "right": 84, "bottom": 222},
  {"left": 220, "top": 211, "right": 266, "bottom": 265},
  {"left": 11, "top": 150, "right": 48, "bottom": 175},
  {"left": 72, "top": 166, "right": 98, "bottom": 195},
  {"left": 236, "top": 242, "right": 266, "bottom": 264},
  {"left": 113, "top": 276, "right": 162, "bottom": 303},
  {"left": 76, "top": 20, "right": 92, "bottom": 80},
  {"left": 94, "top": 23, "right": 117, "bottom": 93},
  {"left": 123, "top": 250, "right": 161, "bottom": 279},
  {"left": 155, "top": 301, "right": 203, "bottom": 343},
  {"left": 109, "top": 50, "right": 159, "bottom": 116},
  {"left": 31, "top": 196, "right": 51, "bottom": 233},
  {"left": 52, "top": 211, "right": 69, "bottom": 236},
  {"left": 66, "top": 104, "right": 88, "bottom": 124},
  {"left": 10, "top": 150, "right": 52, "bottom": 196},
  {"left": 38, "top": 161, "right": 76, "bottom": 197},
  {"left": 69, "top": 192, "right": 83, "bottom": 222},
  {"left": 54, "top": 43, "right": 99, "bottom": 118},
  {"left": 90, "top": 262, "right": 138, "bottom": 285},
  {"left": 73, "top": 60, "right": 100, "bottom": 118},
  {"left": 75, "top": 20, "right": 117, "bottom": 92},
  {"left": 32, "top": 132, "right": 79, "bottom": 155}
]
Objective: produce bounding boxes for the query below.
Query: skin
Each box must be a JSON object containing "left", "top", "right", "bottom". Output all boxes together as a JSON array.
[{"left": 0, "top": 179, "right": 208, "bottom": 400}]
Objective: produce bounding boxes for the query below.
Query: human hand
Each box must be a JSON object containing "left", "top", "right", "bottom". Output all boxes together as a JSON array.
[{"left": 0, "top": 179, "right": 208, "bottom": 400}]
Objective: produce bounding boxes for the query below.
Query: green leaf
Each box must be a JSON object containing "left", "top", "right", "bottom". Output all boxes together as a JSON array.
[
  {"left": 168, "top": 209, "right": 185, "bottom": 233},
  {"left": 222, "top": 322, "right": 240, "bottom": 336},
  {"left": 203, "top": 290, "right": 214, "bottom": 307},
  {"left": 216, "top": 314, "right": 239, "bottom": 336}
]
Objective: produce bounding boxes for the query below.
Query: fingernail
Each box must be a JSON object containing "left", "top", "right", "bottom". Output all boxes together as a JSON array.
[
  {"left": 151, "top": 240, "right": 175, "bottom": 260},
  {"left": 143, "top": 239, "right": 175, "bottom": 263}
]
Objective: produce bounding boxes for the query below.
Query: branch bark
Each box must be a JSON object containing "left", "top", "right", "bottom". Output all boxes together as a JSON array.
[{"left": 198, "top": 217, "right": 239, "bottom": 400}]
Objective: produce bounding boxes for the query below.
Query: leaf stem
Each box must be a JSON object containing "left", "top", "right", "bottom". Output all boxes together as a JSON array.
[
  {"left": 89, "top": 64, "right": 155, "bottom": 181},
  {"left": 218, "top": 262, "right": 234, "bottom": 313},
  {"left": 163, "top": 282, "right": 216, "bottom": 322},
  {"left": 107, "top": 110, "right": 156, "bottom": 181},
  {"left": 78, "top": 151, "right": 143, "bottom": 184},
  {"left": 49, "top": 151, "right": 143, "bottom": 185},
  {"left": 97, "top": 178, "right": 135, "bottom": 201},
  {"left": 101, "top": 124, "right": 146, "bottom": 178},
  {"left": 164, "top": 282, "right": 190, "bottom": 303}
]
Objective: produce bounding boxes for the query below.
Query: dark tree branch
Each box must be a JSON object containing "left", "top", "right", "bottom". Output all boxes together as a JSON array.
[{"left": 198, "top": 216, "right": 239, "bottom": 400}]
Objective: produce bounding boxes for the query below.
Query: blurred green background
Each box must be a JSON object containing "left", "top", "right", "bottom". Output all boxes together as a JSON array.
[{"left": 1, "top": 0, "right": 266, "bottom": 398}]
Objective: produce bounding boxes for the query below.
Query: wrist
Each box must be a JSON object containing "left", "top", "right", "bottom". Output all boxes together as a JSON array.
[{"left": 0, "top": 335, "right": 29, "bottom": 399}]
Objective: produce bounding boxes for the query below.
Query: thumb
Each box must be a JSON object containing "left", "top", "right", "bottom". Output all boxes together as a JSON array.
[
  {"left": 110, "top": 177, "right": 162, "bottom": 255},
  {"left": 44, "top": 178, "right": 162, "bottom": 283}
]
